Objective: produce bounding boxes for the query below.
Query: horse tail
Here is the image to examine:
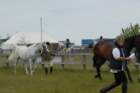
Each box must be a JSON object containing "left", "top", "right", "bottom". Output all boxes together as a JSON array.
[{"left": 8, "top": 51, "right": 16, "bottom": 64}]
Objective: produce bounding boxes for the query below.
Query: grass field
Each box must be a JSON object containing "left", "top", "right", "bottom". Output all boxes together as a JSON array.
[{"left": 0, "top": 55, "right": 140, "bottom": 93}]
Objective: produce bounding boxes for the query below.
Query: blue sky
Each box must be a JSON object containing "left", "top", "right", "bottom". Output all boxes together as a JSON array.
[{"left": 0, "top": 0, "right": 140, "bottom": 44}]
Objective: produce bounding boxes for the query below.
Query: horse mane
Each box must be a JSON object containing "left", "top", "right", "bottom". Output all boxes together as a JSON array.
[
  {"left": 93, "top": 40, "right": 113, "bottom": 55},
  {"left": 28, "top": 43, "right": 40, "bottom": 48},
  {"left": 124, "top": 34, "right": 140, "bottom": 40}
]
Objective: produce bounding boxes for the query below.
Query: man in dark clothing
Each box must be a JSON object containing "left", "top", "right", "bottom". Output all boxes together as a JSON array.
[
  {"left": 100, "top": 36, "right": 131, "bottom": 93},
  {"left": 65, "top": 38, "right": 71, "bottom": 48},
  {"left": 100, "top": 36, "right": 103, "bottom": 40}
]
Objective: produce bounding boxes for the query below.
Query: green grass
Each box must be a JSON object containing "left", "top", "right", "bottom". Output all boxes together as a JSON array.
[{"left": 0, "top": 56, "right": 139, "bottom": 93}]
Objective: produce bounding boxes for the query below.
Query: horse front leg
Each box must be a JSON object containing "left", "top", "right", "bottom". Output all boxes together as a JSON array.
[
  {"left": 93, "top": 56, "right": 103, "bottom": 80},
  {"left": 126, "top": 66, "right": 133, "bottom": 83},
  {"left": 24, "top": 63, "right": 29, "bottom": 75},
  {"left": 44, "top": 62, "right": 48, "bottom": 75},
  {"left": 50, "top": 61, "right": 54, "bottom": 74},
  {"left": 6, "top": 60, "right": 10, "bottom": 68},
  {"left": 29, "top": 59, "right": 33, "bottom": 76},
  {"left": 33, "top": 63, "right": 37, "bottom": 73},
  {"left": 14, "top": 59, "right": 17, "bottom": 75}
]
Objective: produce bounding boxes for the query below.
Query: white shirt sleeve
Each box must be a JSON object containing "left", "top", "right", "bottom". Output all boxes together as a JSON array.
[{"left": 112, "top": 48, "right": 120, "bottom": 59}]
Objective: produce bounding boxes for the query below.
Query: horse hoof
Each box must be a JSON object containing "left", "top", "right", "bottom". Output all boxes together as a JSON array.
[
  {"left": 99, "top": 77, "right": 103, "bottom": 80},
  {"left": 94, "top": 75, "right": 98, "bottom": 78},
  {"left": 129, "top": 80, "right": 133, "bottom": 83},
  {"left": 94, "top": 75, "right": 102, "bottom": 80},
  {"left": 25, "top": 72, "right": 29, "bottom": 75},
  {"left": 30, "top": 72, "right": 33, "bottom": 76},
  {"left": 50, "top": 67, "right": 53, "bottom": 74},
  {"left": 14, "top": 71, "right": 17, "bottom": 75},
  {"left": 100, "top": 89, "right": 106, "bottom": 93},
  {"left": 45, "top": 68, "right": 48, "bottom": 75}
]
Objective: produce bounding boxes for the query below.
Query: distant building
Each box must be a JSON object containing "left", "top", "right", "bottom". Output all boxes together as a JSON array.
[
  {"left": 81, "top": 38, "right": 115, "bottom": 47},
  {"left": 1, "top": 32, "right": 58, "bottom": 49},
  {"left": 81, "top": 39, "right": 94, "bottom": 47}
]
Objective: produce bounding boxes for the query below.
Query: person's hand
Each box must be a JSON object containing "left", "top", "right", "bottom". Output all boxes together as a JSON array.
[{"left": 126, "top": 57, "right": 131, "bottom": 61}]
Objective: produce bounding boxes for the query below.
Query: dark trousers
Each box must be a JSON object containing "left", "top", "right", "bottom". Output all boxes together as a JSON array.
[{"left": 100, "top": 71, "right": 128, "bottom": 93}]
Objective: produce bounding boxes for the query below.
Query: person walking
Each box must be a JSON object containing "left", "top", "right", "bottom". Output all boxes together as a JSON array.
[{"left": 100, "top": 35, "right": 131, "bottom": 93}]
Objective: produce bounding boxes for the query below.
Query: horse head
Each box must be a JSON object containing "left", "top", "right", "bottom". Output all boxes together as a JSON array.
[
  {"left": 123, "top": 37, "right": 135, "bottom": 57},
  {"left": 36, "top": 42, "right": 51, "bottom": 57}
]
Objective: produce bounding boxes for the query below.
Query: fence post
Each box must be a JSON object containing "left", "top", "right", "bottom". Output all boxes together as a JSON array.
[
  {"left": 82, "top": 54, "right": 86, "bottom": 70},
  {"left": 61, "top": 55, "right": 65, "bottom": 69}
]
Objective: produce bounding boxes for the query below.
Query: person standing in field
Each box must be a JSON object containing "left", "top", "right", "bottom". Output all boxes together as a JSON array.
[{"left": 100, "top": 36, "right": 132, "bottom": 93}]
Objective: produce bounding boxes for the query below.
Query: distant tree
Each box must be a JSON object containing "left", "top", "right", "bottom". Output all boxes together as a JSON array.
[{"left": 122, "top": 23, "right": 140, "bottom": 38}]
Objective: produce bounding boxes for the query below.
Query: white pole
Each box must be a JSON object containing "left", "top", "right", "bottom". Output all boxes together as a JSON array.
[
  {"left": 44, "top": 19, "right": 47, "bottom": 42},
  {"left": 40, "top": 17, "right": 43, "bottom": 43},
  {"left": 43, "top": 17, "right": 47, "bottom": 43}
]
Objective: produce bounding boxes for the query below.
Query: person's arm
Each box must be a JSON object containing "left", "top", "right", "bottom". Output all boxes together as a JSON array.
[
  {"left": 112, "top": 48, "right": 131, "bottom": 61},
  {"left": 115, "top": 57, "right": 131, "bottom": 61}
]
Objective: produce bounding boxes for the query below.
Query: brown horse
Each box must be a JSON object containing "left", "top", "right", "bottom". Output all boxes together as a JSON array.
[
  {"left": 93, "top": 40, "right": 114, "bottom": 80},
  {"left": 92, "top": 36, "right": 140, "bottom": 82}
]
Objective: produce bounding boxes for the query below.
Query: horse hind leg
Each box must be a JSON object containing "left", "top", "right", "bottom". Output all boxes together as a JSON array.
[
  {"left": 45, "top": 67, "right": 48, "bottom": 75},
  {"left": 29, "top": 60, "right": 34, "bottom": 76},
  {"left": 50, "top": 61, "right": 54, "bottom": 74},
  {"left": 93, "top": 57, "right": 102, "bottom": 80},
  {"left": 138, "top": 74, "right": 140, "bottom": 83},
  {"left": 6, "top": 61, "right": 10, "bottom": 68},
  {"left": 44, "top": 62, "right": 48, "bottom": 75},
  {"left": 50, "top": 66, "right": 53, "bottom": 74},
  {"left": 14, "top": 60, "right": 17, "bottom": 75},
  {"left": 94, "top": 66, "right": 102, "bottom": 80},
  {"left": 24, "top": 60, "right": 30, "bottom": 75},
  {"left": 14, "top": 58, "right": 19, "bottom": 75}
]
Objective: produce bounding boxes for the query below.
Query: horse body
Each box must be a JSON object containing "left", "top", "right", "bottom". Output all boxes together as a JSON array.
[
  {"left": 8, "top": 43, "right": 45, "bottom": 75},
  {"left": 93, "top": 40, "right": 113, "bottom": 79}
]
